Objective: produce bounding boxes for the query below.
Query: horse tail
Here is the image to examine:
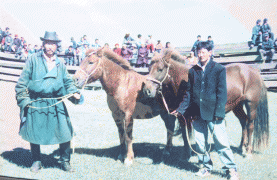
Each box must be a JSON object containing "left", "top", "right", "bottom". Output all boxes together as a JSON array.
[{"left": 253, "top": 85, "right": 269, "bottom": 151}]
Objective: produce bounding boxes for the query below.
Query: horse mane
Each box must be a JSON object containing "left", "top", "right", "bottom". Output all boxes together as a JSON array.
[
  {"left": 86, "top": 48, "right": 133, "bottom": 71},
  {"left": 163, "top": 48, "right": 187, "bottom": 64}
]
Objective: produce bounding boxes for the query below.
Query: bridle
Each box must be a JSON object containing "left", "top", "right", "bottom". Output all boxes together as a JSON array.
[
  {"left": 77, "top": 51, "right": 102, "bottom": 92},
  {"left": 146, "top": 59, "right": 171, "bottom": 114}
]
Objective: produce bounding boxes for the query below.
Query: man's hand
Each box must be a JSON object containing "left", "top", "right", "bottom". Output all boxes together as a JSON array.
[
  {"left": 259, "top": 32, "right": 262, "bottom": 35},
  {"left": 73, "top": 93, "right": 81, "bottom": 99},
  {"left": 170, "top": 110, "right": 180, "bottom": 117}
]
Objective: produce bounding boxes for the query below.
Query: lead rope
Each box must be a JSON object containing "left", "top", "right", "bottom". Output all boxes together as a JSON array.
[{"left": 180, "top": 114, "right": 215, "bottom": 156}]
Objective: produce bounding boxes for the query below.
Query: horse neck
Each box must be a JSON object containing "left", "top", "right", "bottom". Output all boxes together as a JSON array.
[
  {"left": 167, "top": 59, "right": 189, "bottom": 94},
  {"left": 99, "top": 57, "right": 127, "bottom": 95}
]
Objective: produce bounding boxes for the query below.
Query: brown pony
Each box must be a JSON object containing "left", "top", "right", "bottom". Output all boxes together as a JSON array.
[
  {"left": 73, "top": 48, "right": 184, "bottom": 165},
  {"left": 143, "top": 49, "right": 269, "bottom": 158}
]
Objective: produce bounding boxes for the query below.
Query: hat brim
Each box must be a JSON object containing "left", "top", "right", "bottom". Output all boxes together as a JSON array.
[{"left": 40, "top": 37, "right": 61, "bottom": 42}]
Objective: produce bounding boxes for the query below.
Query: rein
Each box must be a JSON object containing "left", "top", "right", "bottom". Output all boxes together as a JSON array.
[
  {"left": 180, "top": 114, "right": 215, "bottom": 156},
  {"left": 146, "top": 64, "right": 171, "bottom": 114}
]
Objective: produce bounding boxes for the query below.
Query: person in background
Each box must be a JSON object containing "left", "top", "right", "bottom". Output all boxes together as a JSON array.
[
  {"left": 104, "top": 43, "right": 110, "bottom": 49},
  {"left": 91, "top": 39, "right": 101, "bottom": 49},
  {"left": 20, "top": 37, "right": 27, "bottom": 47},
  {"left": 2, "top": 27, "right": 10, "bottom": 45},
  {"left": 13, "top": 34, "right": 21, "bottom": 52},
  {"left": 75, "top": 47, "right": 82, "bottom": 66},
  {"left": 207, "top": 36, "right": 214, "bottom": 56},
  {"left": 261, "top": 18, "right": 274, "bottom": 41},
  {"left": 0, "top": 27, "right": 3, "bottom": 44},
  {"left": 155, "top": 40, "right": 163, "bottom": 53},
  {"left": 191, "top": 35, "right": 202, "bottom": 56},
  {"left": 70, "top": 37, "right": 77, "bottom": 49},
  {"left": 15, "top": 31, "right": 82, "bottom": 173},
  {"left": 4, "top": 32, "right": 13, "bottom": 53},
  {"left": 136, "top": 43, "right": 149, "bottom": 68},
  {"left": 77, "top": 37, "right": 84, "bottom": 48},
  {"left": 259, "top": 33, "right": 275, "bottom": 63},
  {"left": 83, "top": 35, "right": 90, "bottom": 47},
  {"left": 146, "top": 35, "right": 155, "bottom": 53},
  {"left": 65, "top": 45, "right": 75, "bottom": 66},
  {"left": 121, "top": 44, "right": 133, "bottom": 62},
  {"left": 136, "top": 34, "right": 144, "bottom": 50},
  {"left": 250, "top": 19, "right": 262, "bottom": 49},
  {"left": 113, "top": 43, "right": 121, "bottom": 56},
  {"left": 165, "top": 42, "right": 171, "bottom": 49},
  {"left": 123, "top": 33, "right": 135, "bottom": 48}
]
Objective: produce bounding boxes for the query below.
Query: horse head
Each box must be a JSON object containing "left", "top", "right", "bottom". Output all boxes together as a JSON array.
[
  {"left": 143, "top": 49, "right": 173, "bottom": 98},
  {"left": 73, "top": 47, "right": 104, "bottom": 88}
]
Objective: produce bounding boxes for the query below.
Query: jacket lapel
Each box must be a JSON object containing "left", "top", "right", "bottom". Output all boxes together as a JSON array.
[{"left": 203, "top": 58, "right": 215, "bottom": 79}]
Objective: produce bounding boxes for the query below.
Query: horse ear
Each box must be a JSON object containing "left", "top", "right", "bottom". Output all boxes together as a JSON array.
[
  {"left": 96, "top": 47, "right": 105, "bottom": 57},
  {"left": 163, "top": 49, "right": 172, "bottom": 64}
]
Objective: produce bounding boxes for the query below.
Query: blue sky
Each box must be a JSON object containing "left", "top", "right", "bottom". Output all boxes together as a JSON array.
[{"left": 2, "top": 0, "right": 252, "bottom": 48}]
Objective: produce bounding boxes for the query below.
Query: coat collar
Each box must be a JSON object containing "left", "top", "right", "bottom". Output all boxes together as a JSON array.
[{"left": 38, "top": 51, "right": 60, "bottom": 78}]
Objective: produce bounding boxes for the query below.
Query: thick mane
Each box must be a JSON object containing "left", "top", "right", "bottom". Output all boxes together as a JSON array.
[
  {"left": 86, "top": 48, "right": 133, "bottom": 71},
  {"left": 164, "top": 48, "right": 187, "bottom": 64}
]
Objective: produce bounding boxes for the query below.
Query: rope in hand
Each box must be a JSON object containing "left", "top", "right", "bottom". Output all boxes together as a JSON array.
[{"left": 180, "top": 114, "right": 215, "bottom": 156}]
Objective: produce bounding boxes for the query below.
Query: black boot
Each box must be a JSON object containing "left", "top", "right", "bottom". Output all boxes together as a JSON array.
[
  {"left": 59, "top": 141, "right": 74, "bottom": 172},
  {"left": 30, "top": 143, "right": 42, "bottom": 173}
]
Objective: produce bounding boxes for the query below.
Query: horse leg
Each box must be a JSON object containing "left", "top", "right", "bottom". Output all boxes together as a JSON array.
[
  {"left": 160, "top": 110, "right": 176, "bottom": 156},
  {"left": 113, "top": 113, "right": 126, "bottom": 161},
  {"left": 232, "top": 102, "right": 248, "bottom": 156},
  {"left": 123, "top": 113, "right": 134, "bottom": 166},
  {"left": 245, "top": 101, "right": 257, "bottom": 158},
  {"left": 177, "top": 115, "right": 192, "bottom": 162}
]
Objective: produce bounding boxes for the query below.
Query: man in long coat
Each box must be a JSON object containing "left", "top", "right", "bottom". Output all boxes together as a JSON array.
[
  {"left": 136, "top": 43, "right": 149, "bottom": 68},
  {"left": 15, "top": 31, "right": 82, "bottom": 173},
  {"left": 172, "top": 42, "right": 239, "bottom": 179}
]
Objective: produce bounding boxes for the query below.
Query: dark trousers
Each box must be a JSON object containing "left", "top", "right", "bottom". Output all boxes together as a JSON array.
[{"left": 30, "top": 141, "right": 71, "bottom": 162}]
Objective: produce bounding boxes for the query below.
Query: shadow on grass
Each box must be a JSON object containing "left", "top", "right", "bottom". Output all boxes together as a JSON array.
[{"left": 1, "top": 148, "right": 60, "bottom": 169}]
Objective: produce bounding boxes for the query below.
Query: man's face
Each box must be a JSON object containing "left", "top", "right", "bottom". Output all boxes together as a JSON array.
[
  {"left": 115, "top": 44, "right": 119, "bottom": 48},
  {"left": 265, "top": 36, "right": 269, "bottom": 41},
  {"left": 208, "top": 37, "right": 212, "bottom": 41},
  {"left": 83, "top": 36, "right": 87, "bottom": 40},
  {"left": 95, "top": 40, "right": 99, "bottom": 44},
  {"left": 198, "top": 48, "right": 211, "bottom": 64},
  {"left": 43, "top": 40, "right": 57, "bottom": 56},
  {"left": 197, "top": 37, "right": 201, "bottom": 41}
]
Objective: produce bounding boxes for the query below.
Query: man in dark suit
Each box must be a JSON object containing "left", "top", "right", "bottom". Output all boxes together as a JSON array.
[{"left": 172, "top": 42, "right": 239, "bottom": 179}]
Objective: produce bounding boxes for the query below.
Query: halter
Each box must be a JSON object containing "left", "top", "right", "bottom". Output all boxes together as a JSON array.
[
  {"left": 77, "top": 51, "right": 102, "bottom": 93},
  {"left": 146, "top": 59, "right": 171, "bottom": 114}
]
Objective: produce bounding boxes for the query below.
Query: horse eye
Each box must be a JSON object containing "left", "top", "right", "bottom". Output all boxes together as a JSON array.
[
  {"left": 158, "top": 68, "right": 163, "bottom": 72},
  {"left": 89, "top": 61, "right": 94, "bottom": 65}
]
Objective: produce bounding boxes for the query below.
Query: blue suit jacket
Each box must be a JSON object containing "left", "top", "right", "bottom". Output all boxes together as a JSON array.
[{"left": 177, "top": 59, "right": 227, "bottom": 121}]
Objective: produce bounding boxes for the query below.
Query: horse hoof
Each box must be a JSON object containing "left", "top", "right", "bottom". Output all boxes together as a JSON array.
[{"left": 124, "top": 158, "right": 133, "bottom": 166}]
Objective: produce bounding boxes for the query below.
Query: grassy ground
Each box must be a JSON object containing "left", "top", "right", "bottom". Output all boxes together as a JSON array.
[{"left": 1, "top": 81, "right": 277, "bottom": 180}]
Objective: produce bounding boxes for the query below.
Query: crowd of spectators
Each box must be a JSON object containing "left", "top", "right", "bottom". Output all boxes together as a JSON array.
[
  {"left": 0, "top": 27, "right": 42, "bottom": 59},
  {"left": 2, "top": 20, "right": 276, "bottom": 66},
  {"left": 250, "top": 18, "right": 277, "bottom": 62}
]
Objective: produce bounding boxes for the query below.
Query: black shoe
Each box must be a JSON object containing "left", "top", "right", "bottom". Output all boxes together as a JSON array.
[
  {"left": 30, "top": 161, "right": 42, "bottom": 173},
  {"left": 60, "top": 161, "right": 75, "bottom": 173}
]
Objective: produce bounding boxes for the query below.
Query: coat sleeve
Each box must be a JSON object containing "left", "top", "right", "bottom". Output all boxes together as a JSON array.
[
  {"left": 214, "top": 67, "right": 227, "bottom": 118},
  {"left": 62, "top": 64, "right": 84, "bottom": 105},
  {"left": 176, "top": 69, "right": 192, "bottom": 114},
  {"left": 15, "top": 57, "right": 33, "bottom": 119}
]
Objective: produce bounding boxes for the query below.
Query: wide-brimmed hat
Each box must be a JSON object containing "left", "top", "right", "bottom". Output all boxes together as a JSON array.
[{"left": 40, "top": 31, "right": 61, "bottom": 42}]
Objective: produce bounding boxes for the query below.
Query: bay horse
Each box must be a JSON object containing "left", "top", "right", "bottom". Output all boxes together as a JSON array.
[
  {"left": 72, "top": 48, "right": 186, "bottom": 166},
  {"left": 143, "top": 49, "right": 269, "bottom": 158}
]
